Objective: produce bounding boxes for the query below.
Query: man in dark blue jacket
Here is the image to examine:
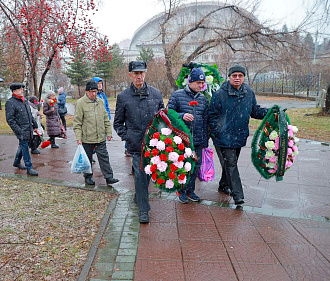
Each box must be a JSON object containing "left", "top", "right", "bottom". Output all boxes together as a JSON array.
[
  {"left": 114, "top": 61, "right": 164, "bottom": 223},
  {"left": 168, "top": 68, "right": 209, "bottom": 204},
  {"left": 5, "top": 83, "right": 39, "bottom": 176},
  {"left": 208, "top": 64, "right": 268, "bottom": 205}
]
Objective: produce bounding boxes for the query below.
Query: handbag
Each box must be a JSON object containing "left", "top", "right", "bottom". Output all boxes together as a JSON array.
[
  {"left": 58, "top": 106, "right": 67, "bottom": 115},
  {"left": 71, "top": 145, "right": 92, "bottom": 174},
  {"left": 58, "top": 125, "right": 67, "bottom": 139},
  {"left": 198, "top": 148, "right": 215, "bottom": 182}
]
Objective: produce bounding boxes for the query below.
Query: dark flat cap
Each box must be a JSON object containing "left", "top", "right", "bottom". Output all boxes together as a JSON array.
[
  {"left": 10, "top": 83, "right": 25, "bottom": 91},
  {"left": 129, "top": 61, "right": 147, "bottom": 72},
  {"left": 85, "top": 79, "right": 98, "bottom": 91}
]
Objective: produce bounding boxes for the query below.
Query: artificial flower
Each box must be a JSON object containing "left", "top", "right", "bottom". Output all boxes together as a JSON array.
[
  {"left": 161, "top": 128, "right": 172, "bottom": 136},
  {"left": 189, "top": 101, "right": 199, "bottom": 106},
  {"left": 173, "top": 136, "right": 182, "bottom": 144},
  {"left": 149, "top": 138, "right": 158, "bottom": 147},
  {"left": 205, "top": 75, "right": 213, "bottom": 84}
]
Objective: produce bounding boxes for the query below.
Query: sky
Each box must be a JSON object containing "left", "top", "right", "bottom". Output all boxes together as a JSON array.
[{"left": 92, "top": 0, "right": 310, "bottom": 45}]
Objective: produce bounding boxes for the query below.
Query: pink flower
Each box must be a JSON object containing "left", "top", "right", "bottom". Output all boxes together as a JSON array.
[
  {"left": 161, "top": 127, "right": 172, "bottom": 136},
  {"left": 174, "top": 161, "right": 184, "bottom": 168},
  {"left": 149, "top": 138, "right": 158, "bottom": 147},
  {"left": 168, "top": 152, "right": 179, "bottom": 162},
  {"left": 151, "top": 156, "right": 161, "bottom": 165},
  {"left": 157, "top": 161, "right": 168, "bottom": 172},
  {"left": 287, "top": 148, "right": 293, "bottom": 155},
  {"left": 184, "top": 147, "right": 192, "bottom": 158},
  {"left": 288, "top": 130, "right": 293, "bottom": 137},
  {"left": 268, "top": 168, "right": 277, "bottom": 174},
  {"left": 285, "top": 160, "right": 293, "bottom": 168},
  {"left": 184, "top": 162, "right": 192, "bottom": 172},
  {"left": 201, "top": 83, "right": 207, "bottom": 91},
  {"left": 156, "top": 140, "right": 166, "bottom": 151},
  {"left": 178, "top": 175, "right": 187, "bottom": 184},
  {"left": 288, "top": 139, "right": 294, "bottom": 147},
  {"left": 292, "top": 145, "right": 298, "bottom": 152},
  {"left": 144, "top": 165, "right": 152, "bottom": 175},
  {"left": 173, "top": 136, "right": 182, "bottom": 144},
  {"left": 269, "top": 156, "right": 277, "bottom": 163},
  {"left": 165, "top": 179, "right": 174, "bottom": 189}
]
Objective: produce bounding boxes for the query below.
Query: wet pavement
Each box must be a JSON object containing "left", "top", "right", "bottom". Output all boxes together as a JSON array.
[{"left": 1, "top": 120, "right": 329, "bottom": 280}]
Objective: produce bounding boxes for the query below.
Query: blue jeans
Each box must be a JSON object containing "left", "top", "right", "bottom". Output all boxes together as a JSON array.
[
  {"left": 14, "top": 139, "right": 33, "bottom": 170},
  {"left": 181, "top": 145, "right": 203, "bottom": 194},
  {"left": 131, "top": 153, "right": 150, "bottom": 213}
]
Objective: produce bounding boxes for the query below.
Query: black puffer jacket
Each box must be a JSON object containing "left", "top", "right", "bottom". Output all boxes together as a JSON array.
[
  {"left": 114, "top": 83, "right": 164, "bottom": 153},
  {"left": 5, "top": 95, "right": 37, "bottom": 140},
  {"left": 167, "top": 85, "right": 208, "bottom": 148}
]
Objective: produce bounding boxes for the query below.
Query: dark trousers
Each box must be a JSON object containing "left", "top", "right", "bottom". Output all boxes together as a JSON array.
[
  {"left": 181, "top": 145, "right": 203, "bottom": 194},
  {"left": 14, "top": 139, "right": 33, "bottom": 170},
  {"left": 131, "top": 153, "right": 150, "bottom": 213},
  {"left": 82, "top": 141, "right": 114, "bottom": 180},
  {"left": 215, "top": 146, "right": 243, "bottom": 200},
  {"left": 60, "top": 115, "right": 66, "bottom": 130}
]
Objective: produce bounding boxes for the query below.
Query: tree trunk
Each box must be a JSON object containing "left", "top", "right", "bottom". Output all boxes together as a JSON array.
[
  {"left": 325, "top": 84, "right": 330, "bottom": 114},
  {"left": 165, "top": 56, "right": 178, "bottom": 91},
  {"left": 38, "top": 49, "right": 56, "bottom": 100}
]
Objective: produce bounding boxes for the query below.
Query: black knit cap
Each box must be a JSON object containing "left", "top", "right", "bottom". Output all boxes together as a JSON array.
[
  {"left": 228, "top": 64, "right": 246, "bottom": 77},
  {"left": 10, "top": 83, "right": 25, "bottom": 92},
  {"left": 85, "top": 79, "right": 98, "bottom": 91}
]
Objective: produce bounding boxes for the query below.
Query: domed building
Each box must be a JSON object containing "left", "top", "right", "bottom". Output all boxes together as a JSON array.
[{"left": 128, "top": 1, "right": 257, "bottom": 63}]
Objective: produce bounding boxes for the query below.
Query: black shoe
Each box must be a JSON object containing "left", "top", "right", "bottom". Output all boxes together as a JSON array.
[
  {"left": 106, "top": 178, "right": 119, "bottom": 185},
  {"left": 92, "top": 159, "right": 96, "bottom": 163},
  {"left": 218, "top": 185, "right": 232, "bottom": 195},
  {"left": 51, "top": 144, "right": 59, "bottom": 148},
  {"left": 27, "top": 169, "right": 38, "bottom": 176},
  {"left": 234, "top": 198, "right": 245, "bottom": 205},
  {"left": 134, "top": 193, "right": 137, "bottom": 203},
  {"left": 31, "top": 149, "right": 40, "bottom": 154},
  {"left": 139, "top": 212, "right": 149, "bottom": 223},
  {"left": 85, "top": 177, "right": 95, "bottom": 186},
  {"left": 13, "top": 163, "right": 27, "bottom": 170}
]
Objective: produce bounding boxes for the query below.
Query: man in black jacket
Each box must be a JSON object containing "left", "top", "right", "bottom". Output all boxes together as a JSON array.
[
  {"left": 114, "top": 61, "right": 164, "bottom": 223},
  {"left": 5, "top": 83, "right": 38, "bottom": 176},
  {"left": 167, "top": 68, "right": 209, "bottom": 204}
]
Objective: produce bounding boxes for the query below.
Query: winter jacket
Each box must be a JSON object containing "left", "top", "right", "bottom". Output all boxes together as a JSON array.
[
  {"left": 5, "top": 95, "right": 38, "bottom": 140},
  {"left": 208, "top": 81, "right": 268, "bottom": 148},
  {"left": 167, "top": 85, "right": 208, "bottom": 148},
  {"left": 43, "top": 96, "right": 62, "bottom": 137},
  {"left": 29, "top": 101, "right": 44, "bottom": 136},
  {"left": 92, "top": 77, "right": 111, "bottom": 120},
  {"left": 73, "top": 94, "right": 112, "bottom": 143},
  {"left": 57, "top": 91, "right": 67, "bottom": 116},
  {"left": 114, "top": 83, "right": 164, "bottom": 153}
]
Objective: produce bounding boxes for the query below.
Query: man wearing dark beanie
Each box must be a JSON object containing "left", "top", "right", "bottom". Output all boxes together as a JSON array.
[
  {"left": 208, "top": 64, "right": 268, "bottom": 206},
  {"left": 167, "top": 67, "right": 209, "bottom": 204}
]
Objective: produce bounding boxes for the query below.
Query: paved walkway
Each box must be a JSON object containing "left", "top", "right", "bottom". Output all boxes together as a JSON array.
[{"left": 1, "top": 125, "right": 329, "bottom": 280}]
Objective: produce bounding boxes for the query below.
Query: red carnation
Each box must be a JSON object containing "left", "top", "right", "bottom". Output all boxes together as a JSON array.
[
  {"left": 189, "top": 101, "right": 199, "bottom": 106},
  {"left": 178, "top": 155, "right": 185, "bottom": 162},
  {"left": 144, "top": 150, "right": 151, "bottom": 157},
  {"left": 164, "top": 138, "right": 173, "bottom": 145},
  {"left": 178, "top": 174, "right": 186, "bottom": 180},
  {"left": 159, "top": 154, "right": 167, "bottom": 162},
  {"left": 178, "top": 143, "right": 185, "bottom": 150},
  {"left": 152, "top": 173, "right": 157, "bottom": 181},
  {"left": 157, "top": 178, "right": 164, "bottom": 185},
  {"left": 170, "top": 164, "right": 178, "bottom": 172},
  {"left": 41, "top": 140, "right": 51, "bottom": 148},
  {"left": 169, "top": 172, "right": 176, "bottom": 180},
  {"left": 150, "top": 164, "right": 157, "bottom": 173},
  {"left": 166, "top": 146, "right": 174, "bottom": 153},
  {"left": 153, "top": 132, "right": 160, "bottom": 139},
  {"left": 151, "top": 149, "right": 159, "bottom": 156}
]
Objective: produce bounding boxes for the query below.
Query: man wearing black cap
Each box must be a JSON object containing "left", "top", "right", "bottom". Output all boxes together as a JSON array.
[
  {"left": 114, "top": 61, "right": 164, "bottom": 223},
  {"left": 167, "top": 67, "right": 209, "bottom": 204},
  {"left": 208, "top": 64, "right": 268, "bottom": 206},
  {"left": 73, "top": 79, "right": 119, "bottom": 186},
  {"left": 5, "top": 83, "right": 39, "bottom": 176}
]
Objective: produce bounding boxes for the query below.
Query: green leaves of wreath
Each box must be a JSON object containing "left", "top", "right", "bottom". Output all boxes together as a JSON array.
[{"left": 175, "top": 62, "right": 225, "bottom": 103}]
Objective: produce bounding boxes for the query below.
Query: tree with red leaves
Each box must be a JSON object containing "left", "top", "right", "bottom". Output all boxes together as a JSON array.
[{"left": 0, "top": 0, "right": 111, "bottom": 99}]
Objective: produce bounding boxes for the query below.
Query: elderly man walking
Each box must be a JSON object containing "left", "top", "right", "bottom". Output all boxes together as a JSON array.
[
  {"left": 5, "top": 83, "right": 38, "bottom": 176},
  {"left": 208, "top": 64, "right": 268, "bottom": 205},
  {"left": 73, "top": 79, "right": 119, "bottom": 186},
  {"left": 114, "top": 61, "right": 164, "bottom": 223}
]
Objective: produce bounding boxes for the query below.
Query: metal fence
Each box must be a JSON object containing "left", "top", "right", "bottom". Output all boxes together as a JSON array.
[{"left": 251, "top": 72, "right": 324, "bottom": 97}]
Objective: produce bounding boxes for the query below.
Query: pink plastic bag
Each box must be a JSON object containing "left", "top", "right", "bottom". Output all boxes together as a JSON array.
[{"left": 198, "top": 148, "right": 215, "bottom": 182}]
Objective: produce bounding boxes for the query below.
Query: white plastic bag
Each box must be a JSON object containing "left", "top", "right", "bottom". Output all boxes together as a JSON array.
[{"left": 71, "top": 145, "right": 92, "bottom": 174}]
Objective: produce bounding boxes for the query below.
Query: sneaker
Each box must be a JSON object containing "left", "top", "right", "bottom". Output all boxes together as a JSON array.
[
  {"left": 106, "top": 178, "right": 119, "bottom": 185},
  {"left": 178, "top": 193, "right": 189, "bottom": 204},
  {"left": 188, "top": 192, "right": 200, "bottom": 202},
  {"left": 139, "top": 212, "right": 149, "bottom": 223},
  {"left": 13, "top": 163, "right": 27, "bottom": 170},
  {"left": 27, "top": 169, "right": 38, "bottom": 176}
]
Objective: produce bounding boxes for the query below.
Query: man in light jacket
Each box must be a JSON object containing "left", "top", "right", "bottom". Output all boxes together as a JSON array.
[{"left": 73, "top": 79, "right": 119, "bottom": 186}]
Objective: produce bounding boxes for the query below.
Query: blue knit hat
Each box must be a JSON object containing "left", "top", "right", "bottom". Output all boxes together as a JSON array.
[{"left": 189, "top": 68, "right": 205, "bottom": 83}]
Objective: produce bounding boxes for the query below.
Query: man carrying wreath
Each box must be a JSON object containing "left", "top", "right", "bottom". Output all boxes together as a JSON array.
[
  {"left": 208, "top": 64, "right": 268, "bottom": 205},
  {"left": 167, "top": 67, "right": 209, "bottom": 204}
]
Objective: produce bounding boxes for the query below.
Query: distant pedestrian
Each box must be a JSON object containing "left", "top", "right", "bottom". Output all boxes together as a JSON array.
[
  {"left": 28, "top": 96, "right": 44, "bottom": 154},
  {"left": 73, "top": 79, "right": 119, "bottom": 186},
  {"left": 167, "top": 67, "right": 209, "bottom": 204},
  {"left": 57, "top": 87, "right": 67, "bottom": 130},
  {"left": 208, "top": 64, "right": 268, "bottom": 205},
  {"left": 5, "top": 83, "right": 38, "bottom": 176},
  {"left": 43, "top": 91, "right": 61, "bottom": 148},
  {"left": 114, "top": 61, "right": 164, "bottom": 223}
]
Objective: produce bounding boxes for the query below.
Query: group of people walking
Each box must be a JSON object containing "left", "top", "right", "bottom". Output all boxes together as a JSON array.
[{"left": 5, "top": 61, "right": 267, "bottom": 224}]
